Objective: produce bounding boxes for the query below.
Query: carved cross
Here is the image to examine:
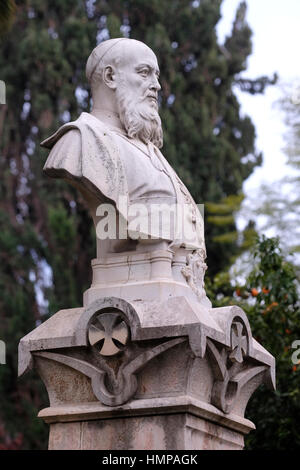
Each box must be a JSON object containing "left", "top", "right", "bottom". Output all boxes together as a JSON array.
[
  {"left": 88, "top": 312, "right": 129, "bottom": 356},
  {"left": 229, "top": 322, "right": 247, "bottom": 363}
]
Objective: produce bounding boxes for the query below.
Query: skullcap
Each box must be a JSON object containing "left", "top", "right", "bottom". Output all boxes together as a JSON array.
[{"left": 86, "top": 38, "right": 129, "bottom": 83}]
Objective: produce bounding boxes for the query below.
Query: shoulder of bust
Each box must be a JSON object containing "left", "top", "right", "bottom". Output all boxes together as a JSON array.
[{"left": 40, "top": 112, "right": 111, "bottom": 150}]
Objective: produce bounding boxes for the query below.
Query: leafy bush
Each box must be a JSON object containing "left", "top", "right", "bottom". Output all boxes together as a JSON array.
[{"left": 207, "top": 235, "right": 300, "bottom": 449}]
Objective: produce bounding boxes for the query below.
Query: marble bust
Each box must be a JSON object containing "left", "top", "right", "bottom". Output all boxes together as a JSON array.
[{"left": 41, "top": 38, "right": 205, "bottom": 260}]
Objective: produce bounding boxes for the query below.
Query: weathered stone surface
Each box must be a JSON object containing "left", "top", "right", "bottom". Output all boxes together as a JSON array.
[
  {"left": 18, "top": 296, "right": 274, "bottom": 449},
  {"left": 48, "top": 414, "right": 245, "bottom": 451},
  {"left": 44, "top": 397, "right": 254, "bottom": 450},
  {"left": 49, "top": 422, "right": 81, "bottom": 450}
]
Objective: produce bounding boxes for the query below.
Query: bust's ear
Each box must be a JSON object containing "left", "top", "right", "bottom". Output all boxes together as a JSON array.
[{"left": 103, "top": 65, "right": 117, "bottom": 89}]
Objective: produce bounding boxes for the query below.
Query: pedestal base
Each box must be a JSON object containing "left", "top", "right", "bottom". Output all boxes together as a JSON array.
[
  {"left": 40, "top": 396, "right": 254, "bottom": 450},
  {"left": 19, "top": 296, "right": 275, "bottom": 451}
]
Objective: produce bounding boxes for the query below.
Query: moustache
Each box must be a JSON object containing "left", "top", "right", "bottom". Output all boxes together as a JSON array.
[{"left": 140, "top": 92, "right": 158, "bottom": 103}]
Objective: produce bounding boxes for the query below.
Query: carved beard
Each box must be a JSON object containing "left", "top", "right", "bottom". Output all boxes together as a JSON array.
[{"left": 116, "top": 82, "right": 163, "bottom": 149}]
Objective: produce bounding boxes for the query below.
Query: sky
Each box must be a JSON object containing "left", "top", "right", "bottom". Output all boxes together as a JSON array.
[{"left": 217, "top": 0, "right": 300, "bottom": 193}]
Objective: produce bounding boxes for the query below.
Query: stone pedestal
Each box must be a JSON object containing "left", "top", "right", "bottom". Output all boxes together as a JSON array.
[
  {"left": 43, "top": 399, "right": 253, "bottom": 450},
  {"left": 18, "top": 274, "right": 275, "bottom": 450}
]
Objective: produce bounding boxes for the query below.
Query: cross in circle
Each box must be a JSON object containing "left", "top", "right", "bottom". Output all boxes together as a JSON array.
[
  {"left": 88, "top": 312, "right": 129, "bottom": 356},
  {"left": 229, "top": 322, "right": 247, "bottom": 363}
]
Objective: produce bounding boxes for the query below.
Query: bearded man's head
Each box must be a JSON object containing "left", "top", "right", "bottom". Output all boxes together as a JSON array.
[{"left": 86, "top": 38, "right": 163, "bottom": 148}]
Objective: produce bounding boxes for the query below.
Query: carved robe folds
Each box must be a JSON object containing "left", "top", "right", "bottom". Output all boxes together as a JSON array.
[{"left": 41, "top": 112, "right": 205, "bottom": 253}]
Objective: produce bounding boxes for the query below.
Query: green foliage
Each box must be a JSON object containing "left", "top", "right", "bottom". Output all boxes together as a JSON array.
[
  {"left": 0, "top": 210, "right": 49, "bottom": 449},
  {"left": 207, "top": 235, "right": 300, "bottom": 449},
  {"left": 0, "top": 0, "right": 16, "bottom": 35},
  {"left": 0, "top": 0, "right": 96, "bottom": 448},
  {"left": 206, "top": 193, "right": 258, "bottom": 273}
]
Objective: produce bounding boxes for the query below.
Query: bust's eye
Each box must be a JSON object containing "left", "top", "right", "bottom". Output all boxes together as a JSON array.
[{"left": 138, "top": 69, "right": 149, "bottom": 77}]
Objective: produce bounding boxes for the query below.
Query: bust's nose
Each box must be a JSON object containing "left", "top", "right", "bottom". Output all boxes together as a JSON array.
[{"left": 150, "top": 75, "right": 161, "bottom": 92}]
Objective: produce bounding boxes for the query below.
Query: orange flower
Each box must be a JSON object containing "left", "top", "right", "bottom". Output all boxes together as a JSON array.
[
  {"left": 262, "top": 287, "right": 270, "bottom": 294},
  {"left": 293, "top": 365, "right": 297, "bottom": 372},
  {"left": 235, "top": 289, "right": 241, "bottom": 297},
  {"left": 251, "top": 288, "right": 259, "bottom": 297},
  {"left": 285, "top": 329, "right": 292, "bottom": 335}
]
